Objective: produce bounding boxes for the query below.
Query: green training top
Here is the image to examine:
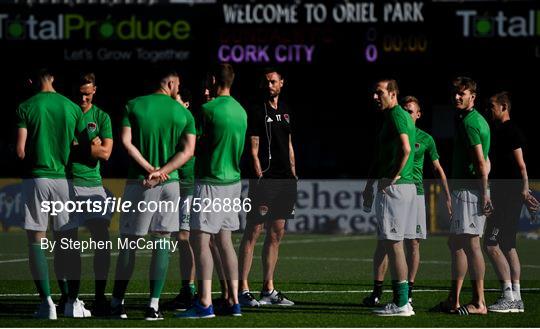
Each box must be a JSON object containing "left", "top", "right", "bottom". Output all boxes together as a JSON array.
[
  {"left": 178, "top": 109, "right": 200, "bottom": 196},
  {"left": 71, "top": 105, "right": 113, "bottom": 187},
  {"left": 16, "top": 91, "right": 82, "bottom": 178},
  {"left": 122, "top": 93, "right": 196, "bottom": 182},
  {"left": 451, "top": 108, "right": 490, "bottom": 189},
  {"left": 195, "top": 95, "right": 247, "bottom": 185},
  {"left": 413, "top": 128, "right": 440, "bottom": 195},
  {"left": 376, "top": 104, "right": 416, "bottom": 184},
  {"left": 179, "top": 157, "right": 195, "bottom": 196}
]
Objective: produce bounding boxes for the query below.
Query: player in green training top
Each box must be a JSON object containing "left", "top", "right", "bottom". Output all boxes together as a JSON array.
[
  {"left": 16, "top": 68, "right": 90, "bottom": 319},
  {"left": 164, "top": 88, "right": 198, "bottom": 312},
  {"left": 435, "top": 77, "right": 491, "bottom": 315},
  {"left": 362, "top": 79, "right": 416, "bottom": 316},
  {"left": 362, "top": 96, "right": 452, "bottom": 307},
  {"left": 110, "top": 70, "right": 196, "bottom": 321},
  {"left": 178, "top": 64, "right": 247, "bottom": 319},
  {"left": 165, "top": 82, "right": 233, "bottom": 313},
  {"left": 68, "top": 73, "right": 113, "bottom": 316}
]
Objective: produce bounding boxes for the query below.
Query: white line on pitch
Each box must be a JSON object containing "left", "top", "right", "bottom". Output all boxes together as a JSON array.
[
  {"left": 275, "top": 256, "right": 540, "bottom": 269},
  {"left": 2, "top": 288, "right": 540, "bottom": 298}
]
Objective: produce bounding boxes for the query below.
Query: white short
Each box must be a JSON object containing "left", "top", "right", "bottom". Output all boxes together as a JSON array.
[
  {"left": 375, "top": 184, "right": 416, "bottom": 241},
  {"left": 190, "top": 182, "right": 241, "bottom": 234},
  {"left": 74, "top": 186, "right": 113, "bottom": 224},
  {"left": 23, "top": 178, "right": 78, "bottom": 232},
  {"left": 404, "top": 195, "right": 427, "bottom": 240},
  {"left": 119, "top": 182, "right": 180, "bottom": 236},
  {"left": 450, "top": 189, "right": 487, "bottom": 237}
]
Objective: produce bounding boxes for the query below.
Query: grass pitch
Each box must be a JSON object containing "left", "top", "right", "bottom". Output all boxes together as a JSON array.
[{"left": 1, "top": 232, "right": 540, "bottom": 327}]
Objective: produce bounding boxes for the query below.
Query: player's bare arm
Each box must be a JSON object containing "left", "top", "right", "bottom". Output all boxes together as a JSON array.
[
  {"left": 472, "top": 144, "right": 492, "bottom": 216},
  {"left": 90, "top": 137, "right": 113, "bottom": 161},
  {"left": 250, "top": 136, "right": 263, "bottom": 177},
  {"left": 289, "top": 134, "right": 297, "bottom": 179},
  {"left": 393, "top": 133, "right": 411, "bottom": 181},
  {"left": 148, "top": 133, "right": 196, "bottom": 181},
  {"left": 380, "top": 133, "right": 410, "bottom": 191},
  {"left": 432, "top": 159, "right": 452, "bottom": 216},
  {"left": 513, "top": 147, "right": 540, "bottom": 210},
  {"left": 121, "top": 126, "right": 155, "bottom": 174},
  {"left": 16, "top": 127, "right": 27, "bottom": 160}
]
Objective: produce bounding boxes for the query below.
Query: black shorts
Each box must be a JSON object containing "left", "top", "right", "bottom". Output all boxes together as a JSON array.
[
  {"left": 484, "top": 183, "right": 523, "bottom": 250},
  {"left": 246, "top": 178, "right": 297, "bottom": 223}
]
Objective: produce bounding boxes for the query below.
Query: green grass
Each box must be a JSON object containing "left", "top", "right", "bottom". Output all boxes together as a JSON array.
[{"left": 1, "top": 232, "right": 540, "bottom": 327}]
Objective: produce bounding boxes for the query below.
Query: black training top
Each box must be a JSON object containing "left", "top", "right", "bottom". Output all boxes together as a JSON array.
[
  {"left": 247, "top": 100, "right": 294, "bottom": 179},
  {"left": 490, "top": 120, "right": 526, "bottom": 180}
]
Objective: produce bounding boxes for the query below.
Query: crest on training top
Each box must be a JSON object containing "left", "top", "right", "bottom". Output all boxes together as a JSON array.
[
  {"left": 284, "top": 114, "right": 290, "bottom": 123},
  {"left": 87, "top": 122, "right": 97, "bottom": 133}
]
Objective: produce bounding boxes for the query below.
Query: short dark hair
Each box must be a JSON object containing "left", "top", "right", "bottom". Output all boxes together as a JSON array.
[
  {"left": 212, "top": 63, "right": 235, "bottom": 89},
  {"left": 491, "top": 91, "right": 511, "bottom": 112},
  {"left": 378, "top": 79, "right": 399, "bottom": 97},
  {"left": 263, "top": 67, "right": 282, "bottom": 79},
  {"left": 453, "top": 76, "right": 477, "bottom": 94},
  {"left": 29, "top": 68, "right": 54, "bottom": 88},
  {"left": 402, "top": 95, "right": 421, "bottom": 112},
  {"left": 154, "top": 69, "right": 179, "bottom": 86},
  {"left": 79, "top": 72, "right": 96, "bottom": 86}
]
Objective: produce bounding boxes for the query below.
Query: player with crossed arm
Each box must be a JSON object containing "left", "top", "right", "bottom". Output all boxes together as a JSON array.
[
  {"left": 68, "top": 73, "right": 113, "bottom": 316},
  {"left": 164, "top": 89, "right": 198, "bottom": 312},
  {"left": 110, "top": 70, "right": 196, "bottom": 320}
]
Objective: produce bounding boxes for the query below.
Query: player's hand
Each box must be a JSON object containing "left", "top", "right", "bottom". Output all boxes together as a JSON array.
[
  {"left": 143, "top": 174, "right": 165, "bottom": 188},
  {"left": 523, "top": 190, "right": 540, "bottom": 211},
  {"left": 143, "top": 178, "right": 160, "bottom": 188},
  {"left": 91, "top": 136, "right": 102, "bottom": 146},
  {"left": 446, "top": 197, "right": 453, "bottom": 217},
  {"left": 525, "top": 194, "right": 540, "bottom": 213},
  {"left": 482, "top": 194, "right": 494, "bottom": 217},
  {"left": 148, "top": 170, "right": 169, "bottom": 182},
  {"left": 255, "top": 168, "right": 263, "bottom": 178},
  {"left": 143, "top": 168, "right": 169, "bottom": 188},
  {"left": 378, "top": 177, "right": 396, "bottom": 193},
  {"left": 147, "top": 169, "right": 170, "bottom": 182}
]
